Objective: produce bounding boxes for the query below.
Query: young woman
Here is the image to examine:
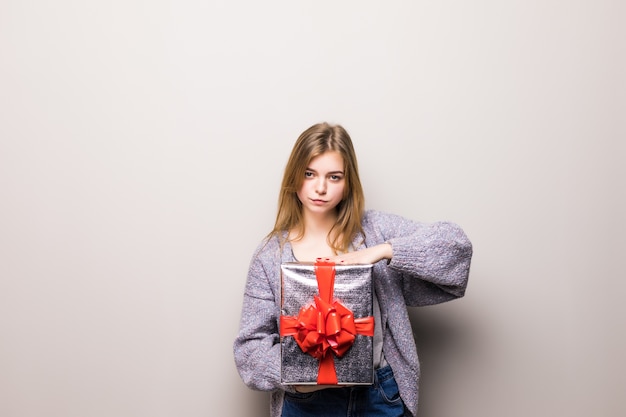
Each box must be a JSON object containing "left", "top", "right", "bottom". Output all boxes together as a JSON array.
[{"left": 233, "top": 123, "right": 472, "bottom": 417}]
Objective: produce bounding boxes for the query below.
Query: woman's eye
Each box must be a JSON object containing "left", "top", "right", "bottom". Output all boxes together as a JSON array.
[
  {"left": 304, "top": 171, "right": 314, "bottom": 178},
  {"left": 330, "top": 175, "right": 343, "bottom": 181}
]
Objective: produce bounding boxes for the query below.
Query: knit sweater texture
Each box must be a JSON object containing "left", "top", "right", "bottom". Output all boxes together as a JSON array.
[{"left": 233, "top": 210, "right": 473, "bottom": 417}]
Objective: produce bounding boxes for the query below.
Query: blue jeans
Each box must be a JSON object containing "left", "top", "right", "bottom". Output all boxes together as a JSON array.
[{"left": 281, "top": 365, "right": 405, "bottom": 417}]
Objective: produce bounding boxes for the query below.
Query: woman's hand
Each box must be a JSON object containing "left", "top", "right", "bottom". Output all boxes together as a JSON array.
[{"left": 328, "top": 243, "right": 392, "bottom": 265}]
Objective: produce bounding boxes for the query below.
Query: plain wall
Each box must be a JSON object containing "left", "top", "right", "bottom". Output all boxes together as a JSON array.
[{"left": 1, "top": 1, "right": 624, "bottom": 416}]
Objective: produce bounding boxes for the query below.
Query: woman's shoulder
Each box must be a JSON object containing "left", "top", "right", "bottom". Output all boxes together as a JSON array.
[
  {"left": 250, "top": 232, "right": 284, "bottom": 262},
  {"left": 361, "top": 209, "right": 411, "bottom": 241},
  {"left": 363, "top": 209, "right": 465, "bottom": 230},
  {"left": 253, "top": 232, "right": 279, "bottom": 251},
  {"left": 362, "top": 209, "right": 407, "bottom": 227}
]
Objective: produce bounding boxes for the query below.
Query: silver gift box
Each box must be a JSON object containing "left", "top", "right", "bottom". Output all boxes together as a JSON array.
[{"left": 280, "top": 262, "right": 374, "bottom": 385}]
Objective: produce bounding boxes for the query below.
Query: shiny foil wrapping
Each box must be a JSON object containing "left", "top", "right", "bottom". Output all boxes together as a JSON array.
[{"left": 280, "top": 262, "right": 374, "bottom": 385}]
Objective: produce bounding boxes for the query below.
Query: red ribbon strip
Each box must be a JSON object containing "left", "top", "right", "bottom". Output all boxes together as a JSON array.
[{"left": 280, "top": 260, "right": 375, "bottom": 384}]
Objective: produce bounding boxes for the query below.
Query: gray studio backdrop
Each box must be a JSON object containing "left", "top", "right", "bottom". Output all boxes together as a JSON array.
[{"left": 1, "top": 1, "right": 624, "bottom": 417}]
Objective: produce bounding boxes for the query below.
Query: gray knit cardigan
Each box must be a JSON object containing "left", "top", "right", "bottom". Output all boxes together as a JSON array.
[{"left": 233, "top": 210, "right": 473, "bottom": 417}]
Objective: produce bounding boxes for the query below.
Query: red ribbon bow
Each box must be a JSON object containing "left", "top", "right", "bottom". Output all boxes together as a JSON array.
[{"left": 280, "top": 260, "right": 375, "bottom": 384}]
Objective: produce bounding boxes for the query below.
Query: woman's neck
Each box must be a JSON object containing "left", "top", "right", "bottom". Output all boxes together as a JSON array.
[
  {"left": 301, "top": 211, "right": 338, "bottom": 239},
  {"left": 288, "top": 211, "right": 340, "bottom": 261}
]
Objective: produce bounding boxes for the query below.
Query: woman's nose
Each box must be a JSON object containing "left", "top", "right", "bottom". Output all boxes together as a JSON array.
[{"left": 315, "top": 178, "right": 327, "bottom": 194}]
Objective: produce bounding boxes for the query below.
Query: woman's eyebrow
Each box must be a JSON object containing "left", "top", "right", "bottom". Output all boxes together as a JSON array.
[{"left": 305, "top": 168, "right": 344, "bottom": 174}]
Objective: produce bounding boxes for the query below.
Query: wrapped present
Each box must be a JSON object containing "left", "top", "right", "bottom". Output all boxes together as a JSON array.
[{"left": 279, "top": 260, "right": 374, "bottom": 385}]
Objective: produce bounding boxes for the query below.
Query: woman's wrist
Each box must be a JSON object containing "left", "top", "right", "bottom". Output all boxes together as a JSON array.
[
  {"left": 381, "top": 242, "right": 393, "bottom": 264},
  {"left": 382, "top": 242, "right": 392, "bottom": 260}
]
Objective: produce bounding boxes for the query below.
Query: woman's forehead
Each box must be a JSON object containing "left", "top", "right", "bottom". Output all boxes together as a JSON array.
[{"left": 307, "top": 151, "right": 344, "bottom": 170}]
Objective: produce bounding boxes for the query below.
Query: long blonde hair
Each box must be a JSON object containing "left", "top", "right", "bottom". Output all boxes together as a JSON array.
[{"left": 270, "top": 122, "right": 365, "bottom": 254}]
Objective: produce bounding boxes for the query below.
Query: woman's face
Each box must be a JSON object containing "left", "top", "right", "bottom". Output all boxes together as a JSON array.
[{"left": 297, "top": 151, "right": 346, "bottom": 218}]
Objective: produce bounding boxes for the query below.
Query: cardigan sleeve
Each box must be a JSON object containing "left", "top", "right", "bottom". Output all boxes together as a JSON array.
[
  {"left": 233, "top": 242, "right": 284, "bottom": 392},
  {"left": 366, "top": 211, "right": 473, "bottom": 307}
]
